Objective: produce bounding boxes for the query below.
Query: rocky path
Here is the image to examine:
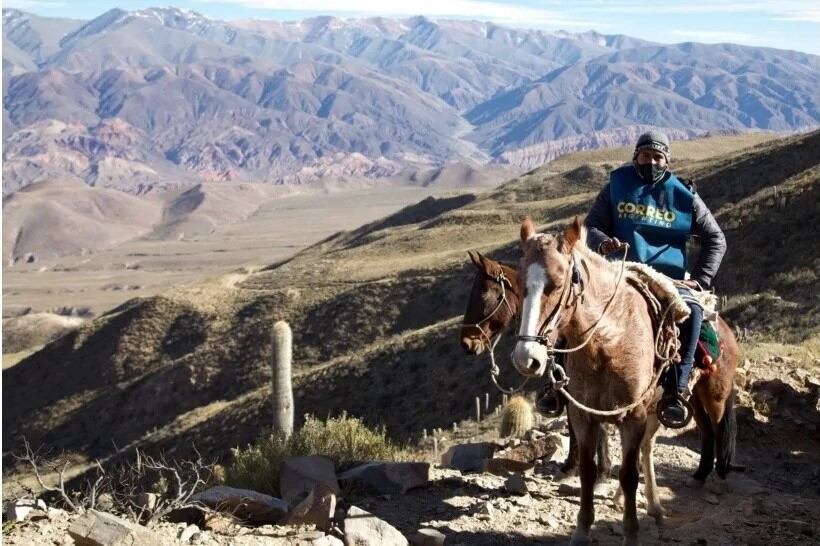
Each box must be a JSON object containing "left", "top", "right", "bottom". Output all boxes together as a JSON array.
[{"left": 5, "top": 352, "right": 818, "bottom": 545}]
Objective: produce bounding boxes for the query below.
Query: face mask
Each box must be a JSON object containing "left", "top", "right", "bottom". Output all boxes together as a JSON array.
[{"left": 637, "top": 162, "right": 667, "bottom": 184}]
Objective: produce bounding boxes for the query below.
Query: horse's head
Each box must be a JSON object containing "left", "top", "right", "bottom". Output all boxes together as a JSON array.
[
  {"left": 460, "top": 251, "right": 519, "bottom": 355},
  {"left": 511, "top": 216, "right": 585, "bottom": 377}
]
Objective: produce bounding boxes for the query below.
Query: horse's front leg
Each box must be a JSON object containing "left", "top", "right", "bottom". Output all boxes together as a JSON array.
[
  {"left": 619, "top": 410, "right": 647, "bottom": 546},
  {"left": 560, "top": 416, "right": 579, "bottom": 475},
  {"left": 641, "top": 413, "right": 664, "bottom": 521},
  {"left": 569, "top": 410, "right": 599, "bottom": 545}
]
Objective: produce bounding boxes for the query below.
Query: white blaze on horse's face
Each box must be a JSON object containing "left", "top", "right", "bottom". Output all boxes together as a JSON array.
[{"left": 512, "top": 262, "right": 550, "bottom": 377}]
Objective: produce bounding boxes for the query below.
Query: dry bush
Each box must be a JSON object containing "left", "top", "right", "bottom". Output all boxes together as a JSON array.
[
  {"left": 12, "top": 439, "right": 215, "bottom": 527},
  {"left": 224, "top": 413, "right": 398, "bottom": 494}
]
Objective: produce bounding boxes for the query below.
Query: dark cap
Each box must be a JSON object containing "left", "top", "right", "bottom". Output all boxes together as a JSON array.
[{"left": 635, "top": 130, "right": 671, "bottom": 159}]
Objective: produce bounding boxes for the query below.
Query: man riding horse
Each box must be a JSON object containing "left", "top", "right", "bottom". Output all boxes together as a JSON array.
[{"left": 537, "top": 130, "right": 726, "bottom": 426}]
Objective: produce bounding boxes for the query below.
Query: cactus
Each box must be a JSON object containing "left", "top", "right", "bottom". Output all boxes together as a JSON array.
[
  {"left": 499, "top": 395, "right": 534, "bottom": 438},
  {"left": 271, "top": 320, "right": 294, "bottom": 438}
]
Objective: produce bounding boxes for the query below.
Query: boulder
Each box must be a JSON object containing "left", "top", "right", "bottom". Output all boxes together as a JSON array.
[
  {"left": 313, "top": 535, "right": 344, "bottom": 546},
  {"left": 482, "top": 458, "right": 534, "bottom": 475},
  {"left": 440, "top": 443, "right": 498, "bottom": 472},
  {"left": 285, "top": 484, "right": 337, "bottom": 531},
  {"left": 4, "top": 498, "right": 47, "bottom": 522},
  {"left": 190, "top": 486, "right": 287, "bottom": 524},
  {"left": 343, "top": 505, "right": 407, "bottom": 545},
  {"left": 411, "top": 528, "right": 446, "bottom": 546},
  {"left": 179, "top": 524, "right": 200, "bottom": 543},
  {"left": 339, "top": 462, "right": 429, "bottom": 495},
  {"left": 493, "top": 434, "right": 563, "bottom": 464},
  {"left": 134, "top": 492, "right": 158, "bottom": 512},
  {"left": 68, "top": 509, "right": 164, "bottom": 546},
  {"left": 504, "top": 474, "right": 528, "bottom": 496},
  {"left": 280, "top": 456, "right": 340, "bottom": 505}
]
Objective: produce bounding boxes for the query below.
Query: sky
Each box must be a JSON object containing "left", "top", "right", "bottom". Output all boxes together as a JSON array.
[{"left": 5, "top": 0, "right": 820, "bottom": 55}]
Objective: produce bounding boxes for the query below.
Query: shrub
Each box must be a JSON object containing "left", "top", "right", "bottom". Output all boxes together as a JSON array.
[{"left": 224, "top": 413, "right": 398, "bottom": 494}]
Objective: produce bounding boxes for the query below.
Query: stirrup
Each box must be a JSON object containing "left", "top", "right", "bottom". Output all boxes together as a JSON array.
[
  {"left": 656, "top": 393, "right": 694, "bottom": 429},
  {"left": 536, "top": 389, "right": 565, "bottom": 417}
]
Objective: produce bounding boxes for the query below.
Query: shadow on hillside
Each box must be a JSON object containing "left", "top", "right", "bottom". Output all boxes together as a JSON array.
[
  {"left": 335, "top": 194, "right": 477, "bottom": 249},
  {"left": 716, "top": 180, "right": 820, "bottom": 302},
  {"left": 696, "top": 130, "right": 820, "bottom": 210}
]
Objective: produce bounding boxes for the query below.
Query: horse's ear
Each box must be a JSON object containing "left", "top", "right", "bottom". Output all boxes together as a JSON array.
[
  {"left": 563, "top": 215, "right": 585, "bottom": 252},
  {"left": 468, "top": 250, "right": 482, "bottom": 269},
  {"left": 520, "top": 217, "right": 536, "bottom": 248}
]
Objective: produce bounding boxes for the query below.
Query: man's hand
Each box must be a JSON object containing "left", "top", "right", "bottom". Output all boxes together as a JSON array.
[
  {"left": 677, "top": 279, "right": 702, "bottom": 290},
  {"left": 599, "top": 237, "right": 627, "bottom": 255}
]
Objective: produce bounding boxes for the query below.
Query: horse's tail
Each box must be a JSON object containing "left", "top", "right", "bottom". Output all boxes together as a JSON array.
[{"left": 716, "top": 388, "right": 739, "bottom": 478}]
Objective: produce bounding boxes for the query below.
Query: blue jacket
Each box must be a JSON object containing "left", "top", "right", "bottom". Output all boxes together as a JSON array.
[{"left": 585, "top": 165, "right": 726, "bottom": 287}]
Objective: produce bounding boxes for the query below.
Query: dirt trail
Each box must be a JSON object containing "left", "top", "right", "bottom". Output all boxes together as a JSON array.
[{"left": 5, "top": 349, "right": 818, "bottom": 545}]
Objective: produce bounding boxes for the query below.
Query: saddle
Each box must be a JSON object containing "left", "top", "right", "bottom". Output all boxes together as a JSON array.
[{"left": 622, "top": 263, "right": 722, "bottom": 373}]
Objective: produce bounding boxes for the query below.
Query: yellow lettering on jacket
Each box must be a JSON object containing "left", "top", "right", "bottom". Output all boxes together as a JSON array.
[{"left": 616, "top": 201, "right": 676, "bottom": 227}]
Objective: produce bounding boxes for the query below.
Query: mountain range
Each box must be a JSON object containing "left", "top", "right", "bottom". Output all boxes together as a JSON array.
[{"left": 3, "top": 6, "right": 820, "bottom": 193}]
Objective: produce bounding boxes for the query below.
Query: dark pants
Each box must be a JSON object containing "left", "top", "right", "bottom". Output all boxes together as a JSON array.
[{"left": 666, "top": 287, "right": 704, "bottom": 394}]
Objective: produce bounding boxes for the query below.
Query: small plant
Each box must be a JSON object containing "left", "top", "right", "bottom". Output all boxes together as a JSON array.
[
  {"left": 499, "top": 395, "right": 534, "bottom": 438},
  {"left": 224, "top": 413, "right": 398, "bottom": 494}
]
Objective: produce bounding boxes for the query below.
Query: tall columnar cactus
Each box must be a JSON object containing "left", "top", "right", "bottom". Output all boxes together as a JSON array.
[
  {"left": 271, "top": 320, "right": 294, "bottom": 438},
  {"left": 499, "top": 395, "right": 534, "bottom": 438}
]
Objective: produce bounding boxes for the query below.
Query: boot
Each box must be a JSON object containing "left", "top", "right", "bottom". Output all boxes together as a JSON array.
[
  {"left": 660, "top": 393, "right": 687, "bottom": 425},
  {"left": 536, "top": 388, "right": 563, "bottom": 416}
]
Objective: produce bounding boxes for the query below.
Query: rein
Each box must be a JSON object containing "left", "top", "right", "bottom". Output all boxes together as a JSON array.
[
  {"left": 517, "top": 245, "right": 630, "bottom": 355},
  {"left": 515, "top": 244, "right": 680, "bottom": 417}
]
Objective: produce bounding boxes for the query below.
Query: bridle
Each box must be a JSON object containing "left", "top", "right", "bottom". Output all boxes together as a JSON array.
[
  {"left": 461, "top": 269, "right": 515, "bottom": 349},
  {"left": 462, "top": 268, "right": 533, "bottom": 395},
  {"left": 516, "top": 253, "right": 587, "bottom": 348},
  {"left": 513, "top": 245, "right": 630, "bottom": 397}
]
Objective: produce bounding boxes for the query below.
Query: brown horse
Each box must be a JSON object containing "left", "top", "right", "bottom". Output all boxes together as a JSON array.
[
  {"left": 512, "top": 217, "right": 739, "bottom": 546},
  {"left": 460, "top": 250, "right": 612, "bottom": 478},
  {"left": 460, "top": 251, "right": 520, "bottom": 356}
]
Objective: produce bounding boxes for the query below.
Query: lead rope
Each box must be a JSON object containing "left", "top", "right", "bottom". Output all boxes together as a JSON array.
[
  {"left": 542, "top": 244, "right": 681, "bottom": 418},
  {"left": 461, "top": 273, "right": 531, "bottom": 395},
  {"left": 556, "top": 299, "right": 681, "bottom": 418}
]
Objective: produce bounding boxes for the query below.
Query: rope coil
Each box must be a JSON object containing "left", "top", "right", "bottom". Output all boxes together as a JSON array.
[{"left": 482, "top": 243, "right": 684, "bottom": 417}]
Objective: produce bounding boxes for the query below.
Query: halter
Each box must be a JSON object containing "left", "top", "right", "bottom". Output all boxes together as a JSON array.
[
  {"left": 461, "top": 269, "right": 515, "bottom": 344},
  {"left": 516, "top": 245, "right": 629, "bottom": 355},
  {"left": 516, "top": 254, "right": 585, "bottom": 347},
  {"left": 513, "top": 245, "right": 630, "bottom": 400},
  {"left": 463, "top": 268, "right": 533, "bottom": 395}
]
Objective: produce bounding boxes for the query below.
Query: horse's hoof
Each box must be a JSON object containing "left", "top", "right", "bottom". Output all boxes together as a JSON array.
[
  {"left": 686, "top": 477, "right": 705, "bottom": 488},
  {"left": 647, "top": 504, "right": 666, "bottom": 524},
  {"left": 593, "top": 481, "right": 611, "bottom": 498},
  {"left": 558, "top": 465, "right": 578, "bottom": 478},
  {"left": 709, "top": 478, "right": 730, "bottom": 495},
  {"left": 612, "top": 488, "right": 625, "bottom": 510},
  {"left": 622, "top": 536, "right": 641, "bottom": 546},
  {"left": 570, "top": 528, "right": 591, "bottom": 545}
]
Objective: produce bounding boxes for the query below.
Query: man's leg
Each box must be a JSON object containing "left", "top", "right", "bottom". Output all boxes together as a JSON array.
[{"left": 663, "top": 298, "right": 704, "bottom": 422}]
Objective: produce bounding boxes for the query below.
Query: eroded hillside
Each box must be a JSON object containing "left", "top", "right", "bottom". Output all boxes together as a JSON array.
[{"left": 3, "top": 130, "right": 819, "bottom": 471}]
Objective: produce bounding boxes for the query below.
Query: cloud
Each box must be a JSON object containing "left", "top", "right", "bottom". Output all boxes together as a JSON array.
[
  {"left": 669, "top": 29, "right": 765, "bottom": 45},
  {"left": 774, "top": 10, "right": 820, "bottom": 23},
  {"left": 570, "top": 0, "right": 820, "bottom": 16},
  {"left": 196, "top": 0, "right": 604, "bottom": 28},
  {"left": 3, "top": 0, "right": 66, "bottom": 9}
]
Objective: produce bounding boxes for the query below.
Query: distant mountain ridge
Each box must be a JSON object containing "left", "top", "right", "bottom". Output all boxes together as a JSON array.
[{"left": 3, "top": 6, "right": 819, "bottom": 194}]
